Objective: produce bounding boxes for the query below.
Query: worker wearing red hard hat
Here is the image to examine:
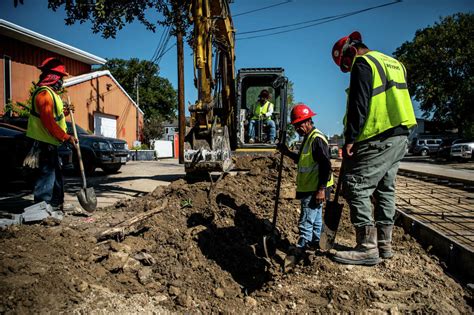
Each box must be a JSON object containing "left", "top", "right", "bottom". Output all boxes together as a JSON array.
[
  {"left": 26, "top": 57, "right": 77, "bottom": 211},
  {"left": 330, "top": 31, "right": 417, "bottom": 266},
  {"left": 279, "top": 103, "right": 333, "bottom": 259}
]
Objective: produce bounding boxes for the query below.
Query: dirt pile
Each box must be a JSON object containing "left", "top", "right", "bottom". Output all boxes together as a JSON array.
[{"left": 0, "top": 156, "right": 472, "bottom": 313}]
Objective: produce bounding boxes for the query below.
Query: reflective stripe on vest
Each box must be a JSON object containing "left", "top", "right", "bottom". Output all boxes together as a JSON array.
[
  {"left": 26, "top": 86, "right": 67, "bottom": 146},
  {"left": 296, "top": 128, "right": 334, "bottom": 192},
  {"left": 252, "top": 101, "right": 272, "bottom": 120},
  {"left": 345, "top": 51, "right": 417, "bottom": 143}
]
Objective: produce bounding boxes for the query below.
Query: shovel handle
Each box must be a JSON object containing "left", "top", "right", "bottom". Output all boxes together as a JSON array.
[
  {"left": 271, "top": 80, "right": 288, "bottom": 230},
  {"left": 68, "top": 96, "right": 87, "bottom": 189},
  {"left": 332, "top": 159, "right": 345, "bottom": 203}
]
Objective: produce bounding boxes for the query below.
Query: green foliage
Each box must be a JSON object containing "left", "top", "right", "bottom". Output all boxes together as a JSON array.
[
  {"left": 393, "top": 13, "right": 474, "bottom": 137},
  {"left": 45, "top": 0, "right": 190, "bottom": 39},
  {"left": 5, "top": 100, "right": 30, "bottom": 118},
  {"left": 142, "top": 116, "right": 166, "bottom": 145},
  {"left": 180, "top": 198, "right": 193, "bottom": 208},
  {"left": 131, "top": 143, "right": 150, "bottom": 150}
]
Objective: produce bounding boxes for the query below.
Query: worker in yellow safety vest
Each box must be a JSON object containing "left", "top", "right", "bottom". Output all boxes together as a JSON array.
[
  {"left": 331, "top": 31, "right": 417, "bottom": 266},
  {"left": 279, "top": 103, "right": 334, "bottom": 256},
  {"left": 248, "top": 89, "right": 276, "bottom": 144},
  {"left": 26, "top": 57, "right": 77, "bottom": 211}
]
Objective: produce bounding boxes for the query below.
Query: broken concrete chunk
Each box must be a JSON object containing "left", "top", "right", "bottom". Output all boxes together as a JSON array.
[{"left": 22, "top": 202, "right": 63, "bottom": 223}]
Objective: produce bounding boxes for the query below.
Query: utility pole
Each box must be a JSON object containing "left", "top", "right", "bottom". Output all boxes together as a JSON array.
[
  {"left": 135, "top": 75, "right": 140, "bottom": 143},
  {"left": 176, "top": 1, "right": 185, "bottom": 164}
]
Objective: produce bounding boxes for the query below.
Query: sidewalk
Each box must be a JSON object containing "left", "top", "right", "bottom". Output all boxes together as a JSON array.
[{"left": 399, "top": 161, "right": 474, "bottom": 185}]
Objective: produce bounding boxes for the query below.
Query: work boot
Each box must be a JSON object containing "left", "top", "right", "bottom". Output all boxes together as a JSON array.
[
  {"left": 333, "top": 225, "right": 381, "bottom": 266},
  {"left": 377, "top": 224, "right": 394, "bottom": 259}
]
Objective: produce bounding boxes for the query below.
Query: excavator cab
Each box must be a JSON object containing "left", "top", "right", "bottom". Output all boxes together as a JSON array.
[{"left": 235, "top": 68, "right": 288, "bottom": 149}]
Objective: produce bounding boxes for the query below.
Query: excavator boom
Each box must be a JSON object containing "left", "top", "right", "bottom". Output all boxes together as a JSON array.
[{"left": 185, "top": 0, "right": 235, "bottom": 173}]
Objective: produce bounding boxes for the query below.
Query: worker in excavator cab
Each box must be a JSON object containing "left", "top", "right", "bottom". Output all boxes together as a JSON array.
[
  {"left": 278, "top": 104, "right": 333, "bottom": 256},
  {"left": 248, "top": 89, "right": 276, "bottom": 144},
  {"left": 331, "top": 31, "right": 417, "bottom": 266}
]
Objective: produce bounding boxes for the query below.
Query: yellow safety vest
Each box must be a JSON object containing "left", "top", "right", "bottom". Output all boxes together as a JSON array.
[
  {"left": 296, "top": 128, "right": 334, "bottom": 192},
  {"left": 26, "top": 86, "right": 67, "bottom": 146},
  {"left": 345, "top": 51, "right": 417, "bottom": 142},
  {"left": 252, "top": 101, "right": 273, "bottom": 120}
]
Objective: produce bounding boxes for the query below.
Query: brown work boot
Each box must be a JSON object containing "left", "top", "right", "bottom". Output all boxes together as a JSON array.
[
  {"left": 333, "top": 225, "right": 381, "bottom": 266},
  {"left": 377, "top": 224, "right": 393, "bottom": 259}
]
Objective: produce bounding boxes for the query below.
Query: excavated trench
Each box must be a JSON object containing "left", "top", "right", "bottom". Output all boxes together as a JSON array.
[{"left": 0, "top": 156, "right": 472, "bottom": 313}]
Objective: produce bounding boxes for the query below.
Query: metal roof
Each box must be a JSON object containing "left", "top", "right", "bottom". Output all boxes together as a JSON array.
[{"left": 0, "top": 19, "right": 106, "bottom": 65}]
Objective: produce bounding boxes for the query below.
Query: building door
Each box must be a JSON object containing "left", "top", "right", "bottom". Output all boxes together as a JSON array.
[{"left": 94, "top": 113, "right": 117, "bottom": 138}]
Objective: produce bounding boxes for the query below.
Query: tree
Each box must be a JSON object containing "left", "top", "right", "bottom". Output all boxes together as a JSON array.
[
  {"left": 100, "top": 58, "right": 177, "bottom": 142},
  {"left": 142, "top": 116, "right": 165, "bottom": 145},
  {"left": 393, "top": 13, "right": 474, "bottom": 137},
  {"left": 45, "top": 0, "right": 189, "bottom": 39}
]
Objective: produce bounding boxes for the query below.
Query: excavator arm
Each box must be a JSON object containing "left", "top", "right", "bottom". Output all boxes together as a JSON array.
[{"left": 185, "top": 0, "right": 236, "bottom": 173}]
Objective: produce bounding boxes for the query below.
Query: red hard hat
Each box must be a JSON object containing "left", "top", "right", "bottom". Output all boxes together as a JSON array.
[
  {"left": 332, "top": 31, "right": 362, "bottom": 67},
  {"left": 290, "top": 104, "right": 316, "bottom": 125},
  {"left": 38, "top": 57, "right": 69, "bottom": 76}
]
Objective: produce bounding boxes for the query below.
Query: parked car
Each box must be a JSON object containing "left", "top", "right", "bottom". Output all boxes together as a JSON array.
[
  {"left": 66, "top": 122, "right": 129, "bottom": 175},
  {"left": 450, "top": 139, "right": 474, "bottom": 161},
  {"left": 436, "top": 138, "right": 461, "bottom": 160},
  {"left": 0, "top": 123, "right": 73, "bottom": 183},
  {"left": 0, "top": 118, "right": 129, "bottom": 176},
  {"left": 409, "top": 138, "right": 442, "bottom": 156}
]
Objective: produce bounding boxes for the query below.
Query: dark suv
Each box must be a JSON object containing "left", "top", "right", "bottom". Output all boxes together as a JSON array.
[{"left": 66, "top": 122, "right": 129, "bottom": 175}]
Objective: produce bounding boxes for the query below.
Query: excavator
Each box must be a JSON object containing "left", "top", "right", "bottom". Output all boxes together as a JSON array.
[{"left": 184, "top": 0, "right": 289, "bottom": 173}]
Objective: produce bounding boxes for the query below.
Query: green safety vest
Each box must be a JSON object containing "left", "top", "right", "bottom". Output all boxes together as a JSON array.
[
  {"left": 296, "top": 128, "right": 334, "bottom": 192},
  {"left": 252, "top": 101, "right": 273, "bottom": 120},
  {"left": 344, "top": 51, "right": 417, "bottom": 142},
  {"left": 26, "top": 86, "right": 67, "bottom": 146}
]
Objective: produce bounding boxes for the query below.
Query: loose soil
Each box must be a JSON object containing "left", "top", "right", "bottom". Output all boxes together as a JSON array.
[{"left": 0, "top": 156, "right": 472, "bottom": 313}]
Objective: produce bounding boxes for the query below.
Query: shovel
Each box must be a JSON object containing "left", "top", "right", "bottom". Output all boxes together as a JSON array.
[
  {"left": 262, "top": 147, "right": 285, "bottom": 258},
  {"left": 68, "top": 97, "right": 97, "bottom": 212},
  {"left": 261, "top": 76, "right": 288, "bottom": 258},
  {"left": 319, "top": 160, "right": 345, "bottom": 251}
]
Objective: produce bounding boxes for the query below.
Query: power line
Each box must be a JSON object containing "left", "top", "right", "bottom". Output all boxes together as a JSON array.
[
  {"left": 233, "top": 0, "right": 292, "bottom": 17},
  {"left": 236, "top": 0, "right": 402, "bottom": 40},
  {"left": 156, "top": 43, "right": 177, "bottom": 65},
  {"left": 150, "top": 25, "right": 171, "bottom": 63}
]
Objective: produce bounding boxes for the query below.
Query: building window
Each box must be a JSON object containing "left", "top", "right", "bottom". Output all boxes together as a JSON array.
[{"left": 4, "top": 55, "right": 12, "bottom": 108}]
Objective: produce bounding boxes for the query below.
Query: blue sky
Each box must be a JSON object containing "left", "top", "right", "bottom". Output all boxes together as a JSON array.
[{"left": 1, "top": 0, "right": 472, "bottom": 136}]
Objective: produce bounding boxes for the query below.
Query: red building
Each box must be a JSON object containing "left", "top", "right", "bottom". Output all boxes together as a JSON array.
[{"left": 0, "top": 19, "right": 143, "bottom": 146}]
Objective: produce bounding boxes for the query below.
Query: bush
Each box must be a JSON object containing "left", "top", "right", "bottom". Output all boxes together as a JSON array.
[{"left": 131, "top": 143, "right": 149, "bottom": 150}]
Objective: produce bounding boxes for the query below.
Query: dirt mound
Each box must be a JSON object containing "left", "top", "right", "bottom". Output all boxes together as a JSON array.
[{"left": 0, "top": 156, "right": 471, "bottom": 313}]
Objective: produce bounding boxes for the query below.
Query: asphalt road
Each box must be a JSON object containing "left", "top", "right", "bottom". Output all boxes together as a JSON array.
[{"left": 0, "top": 159, "right": 185, "bottom": 214}]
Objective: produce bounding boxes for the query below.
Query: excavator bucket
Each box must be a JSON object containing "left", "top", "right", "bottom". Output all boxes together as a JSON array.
[{"left": 184, "top": 125, "right": 233, "bottom": 173}]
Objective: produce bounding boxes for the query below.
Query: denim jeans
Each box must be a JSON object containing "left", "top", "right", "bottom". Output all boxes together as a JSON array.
[
  {"left": 249, "top": 119, "right": 276, "bottom": 142},
  {"left": 33, "top": 141, "right": 64, "bottom": 207},
  {"left": 297, "top": 189, "right": 331, "bottom": 248}
]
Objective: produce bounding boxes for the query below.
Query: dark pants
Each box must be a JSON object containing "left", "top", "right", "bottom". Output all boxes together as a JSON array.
[
  {"left": 33, "top": 142, "right": 64, "bottom": 207},
  {"left": 342, "top": 135, "right": 408, "bottom": 227}
]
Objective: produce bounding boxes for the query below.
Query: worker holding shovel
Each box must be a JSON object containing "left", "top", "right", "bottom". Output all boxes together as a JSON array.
[
  {"left": 25, "top": 57, "right": 77, "bottom": 212},
  {"left": 278, "top": 104, "right": 333, "bottom": 259}
]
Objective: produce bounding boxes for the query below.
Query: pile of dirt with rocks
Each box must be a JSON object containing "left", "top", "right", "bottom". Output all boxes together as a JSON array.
[{"left": 0, "top": 156, "right": 472, "bottom": 313}]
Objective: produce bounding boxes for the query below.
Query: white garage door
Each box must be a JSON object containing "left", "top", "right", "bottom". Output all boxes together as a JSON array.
[{"left": 94, "top": 114, "right": 117, "bottom": 138}]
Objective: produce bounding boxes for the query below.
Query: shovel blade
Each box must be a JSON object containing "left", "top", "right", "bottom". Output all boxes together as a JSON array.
[
  {"left": 77, "top": 187, "right": 97, "bottom": 212},
  {"left": 320, "top": 200, "right": 344, "bottom": 250}
]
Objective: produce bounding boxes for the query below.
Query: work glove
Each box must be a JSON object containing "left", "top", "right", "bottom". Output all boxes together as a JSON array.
[{"left": 63, "top": 101, "right": 75, "bottom": 117}]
